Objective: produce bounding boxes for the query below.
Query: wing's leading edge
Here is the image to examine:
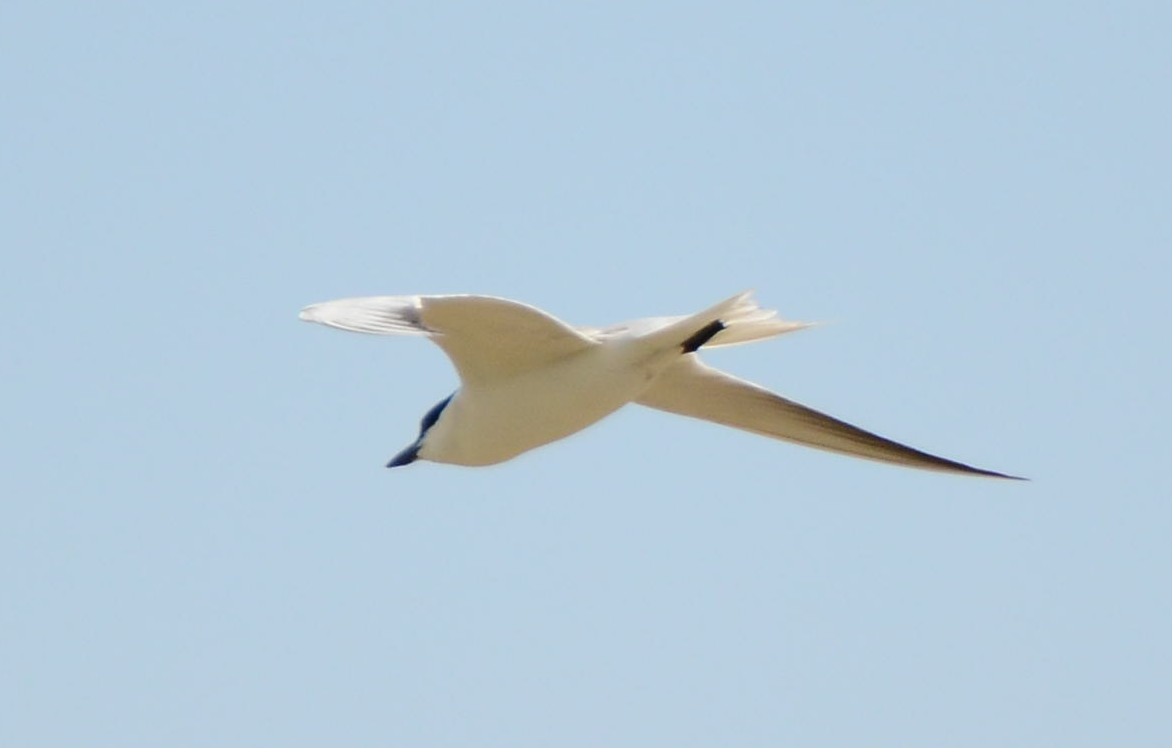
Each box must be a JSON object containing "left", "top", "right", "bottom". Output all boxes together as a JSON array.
[
  {"left": 300, "top": 294, "right": 597, "bottom": 384},
  {"left": 636, "top": 357, "right": 1024, "bottom": 479}
]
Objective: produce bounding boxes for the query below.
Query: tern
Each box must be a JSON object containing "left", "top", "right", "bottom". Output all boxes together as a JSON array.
[{"left": 299, "top": 291, "right": 1021, "bottom": 478}]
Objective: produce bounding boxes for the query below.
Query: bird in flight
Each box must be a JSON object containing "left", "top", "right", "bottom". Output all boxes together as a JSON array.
[{"left": 299, "top": 291, "right": 1022, "bottom": 478}]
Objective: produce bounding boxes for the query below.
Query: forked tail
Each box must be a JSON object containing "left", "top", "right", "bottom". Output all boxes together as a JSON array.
[{"left": 648, "top": 291, "right": 812, "bottom": 352}]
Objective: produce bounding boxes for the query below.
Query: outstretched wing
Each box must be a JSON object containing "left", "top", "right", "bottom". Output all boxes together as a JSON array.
[
  {"left": 300, "top": 294, "right": 597, "bottom": 384},
  {"left": 636, "top": 356, "right": 1023, "bottom": 478}
]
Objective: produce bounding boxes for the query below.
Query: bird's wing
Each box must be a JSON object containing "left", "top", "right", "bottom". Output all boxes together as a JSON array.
[
  {"left": 300, "top": 295, "right": 597, "bottom": 384},
  {"left": 635, "top": 356, "right": 1022, "bottom": 478}
]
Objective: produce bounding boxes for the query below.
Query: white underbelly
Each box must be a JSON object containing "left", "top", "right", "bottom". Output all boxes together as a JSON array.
[{"left": 424, "top": 347, "right": 664, "bottom": 466}]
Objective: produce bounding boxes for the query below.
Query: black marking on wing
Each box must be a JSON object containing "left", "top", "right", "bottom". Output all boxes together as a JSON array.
[{"left": 681, "top": 320, "right": 726, "bottom": 353}]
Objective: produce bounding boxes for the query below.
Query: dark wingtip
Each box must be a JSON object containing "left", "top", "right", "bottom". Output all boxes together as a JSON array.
[
  {"left": 993, "top": 472, "right": 1030, "bottom": 481},
  {"left": 681, "top": 320, "right": 726, "bottom": 353},
  {"left": 955, "top": 464, "right": 1028, "bottom": 480}
]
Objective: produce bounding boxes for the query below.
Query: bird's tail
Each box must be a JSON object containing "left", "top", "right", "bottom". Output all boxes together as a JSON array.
[{"left": 649, "top": 291, "right": 813, "bottom": 352}]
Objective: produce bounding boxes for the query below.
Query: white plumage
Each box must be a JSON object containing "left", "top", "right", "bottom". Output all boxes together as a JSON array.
[{"left": 299, "top": 291, "right": 1021, "bottom": 478}]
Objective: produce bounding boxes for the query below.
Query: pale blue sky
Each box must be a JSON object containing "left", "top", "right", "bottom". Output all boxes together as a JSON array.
[{"left": 3, "top": 1, "right": 1170, "bottom": 746}]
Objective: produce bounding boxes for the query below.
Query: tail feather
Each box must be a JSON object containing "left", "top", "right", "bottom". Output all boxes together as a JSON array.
[{"left": 645, "top": 291, "right": 812, "bottom": 351}]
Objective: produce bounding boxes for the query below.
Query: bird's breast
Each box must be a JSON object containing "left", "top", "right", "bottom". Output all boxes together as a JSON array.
[{"left": 420, "top": 344, "right": 671, "bottom": 466}]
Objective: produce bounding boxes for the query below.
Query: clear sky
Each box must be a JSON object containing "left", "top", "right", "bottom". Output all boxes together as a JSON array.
[{"left": 3, "top": 1, "right": 1170, "bottom": 746}]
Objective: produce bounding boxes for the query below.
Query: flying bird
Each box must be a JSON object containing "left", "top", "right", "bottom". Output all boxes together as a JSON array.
[{"left": 299, "top": 291, "right": 1022, "bottom": 478}]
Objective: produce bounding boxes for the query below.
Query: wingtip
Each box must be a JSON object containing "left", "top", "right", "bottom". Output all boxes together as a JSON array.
[
  {"left": 965, "top": 465, "right": 1029, "bottom": 481},
  {"left": 788, "top": 320, "right": 822, "bottom": 332}
]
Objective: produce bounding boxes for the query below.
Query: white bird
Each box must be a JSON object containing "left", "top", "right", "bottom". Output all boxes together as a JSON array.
[{"left": 299, "top": 291, "right": 1022, "bottom": 478}]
